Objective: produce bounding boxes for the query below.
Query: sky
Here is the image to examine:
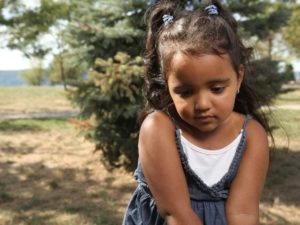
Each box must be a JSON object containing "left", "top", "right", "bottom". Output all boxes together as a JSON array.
[
  {"left": 0, "top": 0, "right": 43, "bottom": 70},
  {"left": 0, "top": 48, "right": 32, "bottom": 70}
]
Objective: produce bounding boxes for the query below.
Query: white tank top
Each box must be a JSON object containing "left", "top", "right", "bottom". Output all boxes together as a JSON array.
[{"left": 180, "top": 129, "right": 243, "bottom": 187}]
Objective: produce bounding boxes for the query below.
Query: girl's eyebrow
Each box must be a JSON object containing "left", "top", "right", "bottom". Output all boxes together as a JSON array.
[
  {"left": 173, "top": 85, "right": 192, "bottom": 90},
  {"left": 172, "top": 78, "right": 230, "bottom": 88},
  {"left": 206, "top": 78, "right": 230, "bottom": 84}
]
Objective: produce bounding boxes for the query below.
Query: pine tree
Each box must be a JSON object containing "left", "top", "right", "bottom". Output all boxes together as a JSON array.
[
  {"left": 283, "top": 3, "right": 300, "bottom": 56},
  {"left": 65, "top": 1, "right": 148, "bottom": 171}
]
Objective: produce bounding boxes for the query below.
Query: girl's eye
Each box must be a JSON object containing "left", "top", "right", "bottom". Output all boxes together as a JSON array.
[
  {"left": 175, "top": 89, "right": 193, "bottom": 97},
  {"left": 211, "top": 86, "right": 225, "bottom": 94}
]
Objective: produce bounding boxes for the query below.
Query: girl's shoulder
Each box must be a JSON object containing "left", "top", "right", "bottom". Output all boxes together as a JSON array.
[
  {"left": 231, "top": 112, "right": 268, "bottom": 151},
  {"left": 242, "top": 115, "right": 269, "bottom": 164},
  {"left": 234, "top": 112, "right": 267, "bottom": 140},
  {"left": 138, "top": 110, "right": 180, "bottom": 162},
  {"left": 140, "top": 110, "right": 175, "bottom": 134},
  {"left": 245, "top": 116, "right": 268, "bottom": 143}
]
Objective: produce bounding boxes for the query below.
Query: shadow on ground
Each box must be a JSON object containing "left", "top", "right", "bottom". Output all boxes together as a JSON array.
[
  {"left": 0, "top": 143, "right": 135, "bottom": 225},
  {"left": 263, "top": 148, "right": 300, "bottom": 206},
  {"left": 0, "top": 141, "right": 38, "bottom": 155},
  {"left": 259, "top": 147, "right": 300, "bottom": 225}
]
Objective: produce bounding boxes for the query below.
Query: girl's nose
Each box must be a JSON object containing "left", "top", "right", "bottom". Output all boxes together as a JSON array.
[{"left": 194, "top": 94, "right": 210, "bottom": 112}]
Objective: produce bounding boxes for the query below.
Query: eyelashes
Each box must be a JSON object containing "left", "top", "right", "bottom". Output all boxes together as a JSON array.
[
  {"left": 173, "top": 85, "right": 227, "bottom": 98},
  {"left": 210, "top": 86, "right": 226, "bottom": 94}
]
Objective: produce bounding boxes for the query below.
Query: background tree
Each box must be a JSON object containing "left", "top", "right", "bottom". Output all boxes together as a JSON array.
[
  {"left": 283, "top": 63, "right": 295, "bottom": 82},
  {"left": 0, "top": 0, "right": 69, "bottom": 58},
  {"left": 63, "top": 0, "right": 147, "bottom": 61},
  {"left": 47, "top": 53, "right": 87, "bottom": 86},
  {"left": 21, "top": 62, "right": 46, "bottom": 86},
  {"left": 65, "top": 0, "right": 148, "bottom": 171},
  {"left": 225, "top": 0, "right": 291, "bottom": 98},
  {"left": 226, "top": 0, "right": 290, "bottom": 59},
  {"left": 70, "top": 52, "right": 144, "bottom": 171},
  {"left": 283, "top": 3, "right": 300, "bottom": 56}
]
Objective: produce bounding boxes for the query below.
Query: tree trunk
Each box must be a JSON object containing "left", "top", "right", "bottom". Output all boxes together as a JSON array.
[
  {"left": 268, "top": 32, "right": 274, "bottom": 60},
  {"left": 59, "top": 55, "right": 67, "bottom": 90}
]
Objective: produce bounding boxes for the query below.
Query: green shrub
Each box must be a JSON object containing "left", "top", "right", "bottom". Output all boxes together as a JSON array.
[
  {"left": 70, "top": 52, "right": 144, "bottom": 171},
  {"left": 251, "top": 58, "right": 285, "bottom": 101},
  {"left": 21, "top": 67, "right": 46, "bottom": 86}
]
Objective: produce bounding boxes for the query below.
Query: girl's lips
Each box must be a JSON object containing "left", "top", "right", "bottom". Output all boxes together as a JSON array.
[{"left": 194, "top": 115, "right": 215, "bottom": 122}]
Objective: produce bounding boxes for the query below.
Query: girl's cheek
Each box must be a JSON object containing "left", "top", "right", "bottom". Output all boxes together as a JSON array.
[{"left": 177, "top": 103, "right": 191, "bottom": 117}]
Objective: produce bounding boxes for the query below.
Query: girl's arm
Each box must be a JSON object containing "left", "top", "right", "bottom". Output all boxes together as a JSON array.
[
  {"left": 139, "top": 111, "right": 203, "bottom": 225},
  {"left": 226, "top": 119, "right": 269, "bottom": 225}
]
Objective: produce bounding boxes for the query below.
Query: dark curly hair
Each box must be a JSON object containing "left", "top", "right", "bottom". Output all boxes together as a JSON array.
[{"left": 142, "top": 0, "right": 273, "bottom": 141}]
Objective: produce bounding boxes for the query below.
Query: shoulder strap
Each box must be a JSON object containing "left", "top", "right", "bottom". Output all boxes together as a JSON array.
[{"left": 242, "top": 114, "right": 252, "bottom": 130}]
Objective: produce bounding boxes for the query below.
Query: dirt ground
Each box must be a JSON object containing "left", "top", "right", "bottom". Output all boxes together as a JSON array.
[{"left": 0, "top": 123, "right": 136, "bottom": 225}]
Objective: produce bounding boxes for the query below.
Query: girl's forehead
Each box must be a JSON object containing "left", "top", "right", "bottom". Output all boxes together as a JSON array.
[
  {"left": 172, "top": 51, "right": 230, "bottom": 62},
  {"left": 166, "top": 52, "right": 238, "bottom": 84},
  {"left": 169, "top": 52, "right": 234, "bottom": 73}
]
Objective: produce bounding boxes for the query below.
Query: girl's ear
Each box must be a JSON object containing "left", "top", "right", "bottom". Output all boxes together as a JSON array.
[{"left": 237, "top": 64, "right": 244, "bottom": 89}]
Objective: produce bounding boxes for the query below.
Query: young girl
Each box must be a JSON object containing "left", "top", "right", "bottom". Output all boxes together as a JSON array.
[{"left": 123, "top": 0, "right": 271, "bottom": 224}]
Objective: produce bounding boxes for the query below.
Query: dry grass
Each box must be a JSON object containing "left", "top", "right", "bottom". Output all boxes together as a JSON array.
[
  {"left": 0, "top": 86, "right": 299, "bottom": 225},
  {"left": 0, "top": 86, "right": 77, "bottom": 114},
  {"left": 275, "top": 83, "right": 300, "bottom": 106}
]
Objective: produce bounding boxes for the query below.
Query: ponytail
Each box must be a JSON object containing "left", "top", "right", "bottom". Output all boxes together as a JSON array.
[
  {"left": 201, "top": 0, "right": 238, "bottom": 32},
  {"left": 143, "top": 1, "right": 179, "bottom": 110}
]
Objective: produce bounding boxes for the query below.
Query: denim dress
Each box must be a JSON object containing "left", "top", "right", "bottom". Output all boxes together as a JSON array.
[{"left": 122, "top": 115, "right": 251, "bottom": 225}]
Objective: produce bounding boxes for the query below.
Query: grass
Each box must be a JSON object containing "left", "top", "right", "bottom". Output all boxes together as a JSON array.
[
  {"left": 0, "top": 118, "right": 72, "bottom": 133},
  {"left": 0, "top": 85, "right": 299, "bottom": 225},
  {"left": 275, "top": 83, "right": 300, "bottom": 105},
  {"left": 273, "top": 109, "right": 300, "bottom": 137},
  {"left": 0, "top": 86, "right": 76, "bottom": 114},
  {"left": 271, "top": 109, "right": 300, "bottom": 150}
]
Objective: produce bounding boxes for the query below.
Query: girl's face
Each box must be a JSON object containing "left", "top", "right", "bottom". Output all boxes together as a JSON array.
[{"left": 166, "top": 53, "right": 243, "bottom": 134}]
